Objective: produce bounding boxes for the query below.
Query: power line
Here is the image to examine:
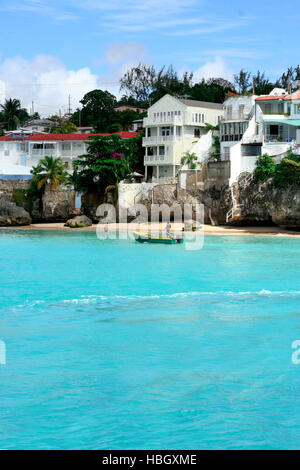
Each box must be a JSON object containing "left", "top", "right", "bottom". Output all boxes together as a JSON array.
[{"left": 3, "top": 81, "right": 120, "bottom": 87}]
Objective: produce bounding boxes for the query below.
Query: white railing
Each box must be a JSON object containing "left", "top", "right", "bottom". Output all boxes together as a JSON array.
[
  {"left": 143, "top": 135, "right": 182, "bottom": 145},
  {"left": 143, "top": 116, "right": 182, "bottom": 126},
  {"left": 226, "top": 205, "right": 243, "bottom": 223},
  {"left": 239, "top": 173, "right": 253, "bottom": 185},
  {"left": 144, "top": 155, "right": 166, "bottom": 162},
  {"left": 30, "top": 149, "right": 57, "bottom": 157}
]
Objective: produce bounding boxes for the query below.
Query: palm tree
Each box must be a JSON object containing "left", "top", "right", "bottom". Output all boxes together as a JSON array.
[
  {"left": 32, "top": 156, "right": 69, "bottom": 191},
  {"left": 1, "top": 98, "right": 21, "bottom": 130},
  {"left": 181, "top": 152, "right": 197, "bottom": 169}
]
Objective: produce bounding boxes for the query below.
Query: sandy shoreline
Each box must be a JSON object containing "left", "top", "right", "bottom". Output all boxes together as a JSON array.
[{"left": 1, "top": 222, "right": 300, "bottom": 237}]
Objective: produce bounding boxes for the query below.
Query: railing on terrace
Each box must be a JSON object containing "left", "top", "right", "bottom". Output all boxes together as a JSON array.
[
  {"left": 143, "top": 115, "right": 182, "bottom": 126},
  {"left": 264, "top": 136, "right": 294, "bottom": 143},
  {"left": 144, "top": 155, "right": 166, "bottom": 162},
  {"left": 220, "top": 113, "right": 252, "bottom": 122},
  {"left": 143, "top": 135, "right": 183, "bottom": 144},
  {"left": 30, "top": 149, "right": 57, "bottom": 157}
]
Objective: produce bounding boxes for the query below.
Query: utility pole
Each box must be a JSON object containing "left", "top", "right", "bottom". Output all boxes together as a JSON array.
[
  {"left": 68, "top": 94, "right": 72, "bottom": 116},
  {"left": 252, "top": 76, "right": 255, "bottom": 95}
]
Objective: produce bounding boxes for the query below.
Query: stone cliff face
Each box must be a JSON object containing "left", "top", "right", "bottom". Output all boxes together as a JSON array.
[
  {"left": 0, "top": 200, "right": 31, "bottom": 226},
  {"left": 138, "top": 175, "right": 300, "bottom": 230},
  {"left": 229, "top": 177, "right": 300, "bottom": 229}
]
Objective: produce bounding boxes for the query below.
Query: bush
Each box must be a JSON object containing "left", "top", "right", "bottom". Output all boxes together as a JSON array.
[
  {"left": 253, "top": 154, "right": 276, "bottom": 182},
  {"left": 274, "top": 158, "right": 300, "bottom": 188},
  {"left": 12, "top": 188, "right": 27, "bottom": 207}
]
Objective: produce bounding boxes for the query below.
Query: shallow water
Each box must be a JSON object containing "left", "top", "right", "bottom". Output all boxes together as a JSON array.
[{"left": 0, "top": 230, "right": 300, "bottom": 449}]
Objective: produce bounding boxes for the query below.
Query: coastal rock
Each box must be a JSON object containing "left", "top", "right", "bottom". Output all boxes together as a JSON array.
[
  {"left": 42, "top": 187, "right": 75, "bottom": 222},
  {"left": 225, "top": 176, "right": 300, "bottom": 229},
  {"left": 65, "top": 215, "right": 93, "bottom": 228},
  {"left": 0, "top": 200, "right": 31, "bottom": 226}
]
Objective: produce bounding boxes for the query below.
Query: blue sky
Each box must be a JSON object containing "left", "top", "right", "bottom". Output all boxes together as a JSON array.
[{"left": 0, "top": 0, "right": 298, "bottom": 114}]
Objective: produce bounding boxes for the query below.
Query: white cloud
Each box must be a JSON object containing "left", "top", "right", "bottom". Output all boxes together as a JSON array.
[
  {"left": 0, "top": 0, "right": 78, "bottom": 21},
  {"left": 78, "top": 0, "right": 207, "bottom": 32},
  {"left": 193, "top": 57, "right": 234, "bottom": 82},
  {"left": 105, "top": 42, "right": 146, "bottom": 65},
  {"left": 0, "top": 55, "right": 100, "bottom": 116}
]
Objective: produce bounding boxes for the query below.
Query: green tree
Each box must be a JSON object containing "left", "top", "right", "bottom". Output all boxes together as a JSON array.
[
  {"left": 181, "top": 152, "right": 197, "bottom": 169},
  {"left": 31, "top": 156, "right": 69, "bottom": 191},
  {"left": 47, "top": 115, "right": 78, "bottom": 133},
  {"left": 73, "top": 89, "right": 117, "bottom": 132},
  {"left": 72, "top": 134, "right": 142, "bottom": 193},
  {"left": 110, "top": 109, "right": 146, "bottom": 132},
  {"left": 0, "top": 98, "right": 29, "bottom": 130},
  {"left": 120, "top": 63, "right": 156, "bottom": 103},
  {"left": 234, "top": 69, "right": 251, "bottom": 94},
  {"left": 253, "top": 71, "right": 275, "bottom": 95},
  {"left": 253, "top": 154, "right": 276, "bottom": 182},
  {"left": 190, "top": 78, "right": 235, "bottom": 103}
]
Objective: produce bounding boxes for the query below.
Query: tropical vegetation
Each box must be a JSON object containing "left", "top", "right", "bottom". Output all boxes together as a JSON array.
[
  {"left": 181, "top": 152, "right": 197, "bottom": 169},
  {"left": 0, "top": 98, "right": 29, "bottom": 131},
  {"left": 31, "top": 156, "right": 69, "bottom": 191},
  {"left": 72, "top": 133, "right": 144, "bottom": 193},
  {"left": 254, "top": 151, "right": 300, "bottom": 188}
]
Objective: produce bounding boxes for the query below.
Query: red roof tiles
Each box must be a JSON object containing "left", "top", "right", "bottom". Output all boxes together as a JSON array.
[{"left": 0, "top": 131, "right": 138, "bottom": 142}]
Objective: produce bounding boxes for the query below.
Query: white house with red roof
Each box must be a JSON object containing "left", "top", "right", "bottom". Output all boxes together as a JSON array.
[{"left": 0, "top": 131, "right": 137, "bottom": 178}]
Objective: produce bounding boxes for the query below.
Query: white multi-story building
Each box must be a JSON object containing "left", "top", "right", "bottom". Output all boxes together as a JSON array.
[
  {"left": 0, "top": 131, "right": 138, "bottom": 178},
  {"left": 143, "top": 94, "right": 224, "bottom": 180},
  {"left": 220, "top": 88, "right": 300, "bottom": 184}
]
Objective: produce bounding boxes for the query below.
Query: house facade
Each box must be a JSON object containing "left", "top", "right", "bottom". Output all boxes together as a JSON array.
[
  {"left": 142, "top": 94, "right": 224, "bottom": 180},
  {"left": 220, "top": 88, "right": 300, "bottom": 184},
  {"left": 0, "top": 131, "right": 138, "bottom": 177},
  {"left": 20, "top": 119, "right": 53, "bottom": 133}
]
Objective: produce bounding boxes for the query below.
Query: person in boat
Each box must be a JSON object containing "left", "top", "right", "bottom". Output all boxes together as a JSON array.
[{"left": 165, "top": 222, "right": 172, "bottom": 238}]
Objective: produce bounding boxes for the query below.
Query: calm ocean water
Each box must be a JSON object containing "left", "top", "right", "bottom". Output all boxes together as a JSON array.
[{"left": 1, "top": 230, "right": 300, "bottom": 449}]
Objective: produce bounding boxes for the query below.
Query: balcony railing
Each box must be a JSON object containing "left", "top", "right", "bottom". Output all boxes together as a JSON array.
[
  {"left": 143, "top": 135, "right": 182, "bottom": 145},
  {"left": 30, "top": 149, "right": 57, "bottom": 157},
  {"left": 144, "top": 155, "right": 166, "bottom": 162},
  {"left": 143, "top": 115, "right": 182, "bottom": 126},
  {"left": 220, "top": 113, "right": 252, "bottom": 122}
]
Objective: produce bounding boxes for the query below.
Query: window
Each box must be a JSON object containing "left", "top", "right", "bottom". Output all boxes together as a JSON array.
[
  {"left": 224, "top": 147, "right": 230, "bottom": 160},
  {"left": 239, "top": 105, "right": 245, "bottom": 119},
  {"left": 270, "top": 125, "right": 278, "bottom": 135},
  {"left": 194, "top": 129, "right": 200, "bottom": 138},
  {"left": 226, "top": 106, "right": 232, "bottom": 120},
  {"left": 161, "top": 127, "right": 170, "bottom": 136},
  {"left": 159, "top": 146, "right": 164, "bottom": 156},
  {"left": 265, "top": 103, "right": 271, "bottom": 113}
]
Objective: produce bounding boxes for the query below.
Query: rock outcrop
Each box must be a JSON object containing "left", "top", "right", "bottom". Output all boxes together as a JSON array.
[
  {"left": 41, "top": 187, "right": 75, "bottom": 222},
  {"left": 0, "top": 200, "right": 31, "bottom": 226},
  {"left": 65, "top": 215, "right": 93, "bottom": 228},
  {"left": 229, "top": 177, "right": 300, "bottom": 229}
]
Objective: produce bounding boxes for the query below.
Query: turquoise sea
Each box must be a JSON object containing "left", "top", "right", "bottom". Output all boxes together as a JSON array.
[{"left": 1, "top": 230, "right": 300, "bottom": 449}]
